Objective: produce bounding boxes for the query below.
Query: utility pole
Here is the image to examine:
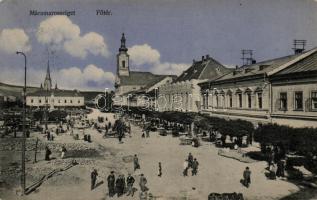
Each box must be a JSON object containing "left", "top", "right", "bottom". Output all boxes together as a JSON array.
[{"left": 16, "top": 51, "right": 27, "bottom": 194}]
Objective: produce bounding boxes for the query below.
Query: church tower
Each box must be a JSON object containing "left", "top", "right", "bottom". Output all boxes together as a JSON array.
[
  {"left": 43, "top": 60, "right": 52, "bottom": 91},
  {"left": 117, "top": 33, "right": 130, "bottom": 76}
]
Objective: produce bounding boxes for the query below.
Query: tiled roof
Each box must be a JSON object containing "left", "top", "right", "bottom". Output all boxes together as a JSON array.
[
  {"left": 215, "top": 51, "right": 306, "bottom": 82},
  {"left": 119, "top": 71, "right": 172, "bottom": 86},
  {"left": 175, "top": 57, "right": 231, "bottom": 82},
  {"left": 27, "top": 89, "right": 82, "bottom": 97},
  {"left": 274, "top": 51, "right": 317, "bottom": 75}
]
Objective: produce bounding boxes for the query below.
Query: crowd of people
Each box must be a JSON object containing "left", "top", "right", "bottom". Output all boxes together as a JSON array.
[{"left": 89, "top": 169, "right": 151, "bottom": 199}]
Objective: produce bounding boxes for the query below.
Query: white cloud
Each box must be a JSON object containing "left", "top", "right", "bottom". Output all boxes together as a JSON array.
[
  {"left": 152, "top": 62, "right": 191, "bottom": 76},
  {"left": 0, "top": 65, "right": 114, "bottom": 90},
  {"left": 129, "top": 44, "right": 160, "bottom": 65},
  {"left": 56, "top": 65, "right": 115, "bottom": 89},
  {"left": 64, "top": 32, "right": 109, "bottom": 58},
  {"left": 129, "top": 43, "right": 190, "bottom": 76},
  {"left": 0, "top": 28, "right": 31, "bottom": 54},
  {"left": 37, "top": 16, "right": 110, "bottom": 59}
]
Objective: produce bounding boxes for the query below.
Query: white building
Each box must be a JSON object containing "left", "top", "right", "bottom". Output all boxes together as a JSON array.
[{"left": 26, "top": 61, "right": 84, "bottom": 109}]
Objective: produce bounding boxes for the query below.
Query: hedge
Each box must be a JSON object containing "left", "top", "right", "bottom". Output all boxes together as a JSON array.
[{"left": 254, "top": 123, "right": 317, "bottom": 155}]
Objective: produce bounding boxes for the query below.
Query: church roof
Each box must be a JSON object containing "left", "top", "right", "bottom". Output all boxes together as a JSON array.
[
  {"left": 174, "top": 57, "right": 231, "bottom": 82},
  {"left": 119, "top": 71, "right": 174, "bottom": 86},
  {"left": 27, "top": 89, "right": 83, "bottom": 97}
]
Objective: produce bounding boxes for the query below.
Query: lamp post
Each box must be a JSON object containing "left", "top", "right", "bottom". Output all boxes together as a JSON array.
[{"left": 16, "top": 51, "right": 26, "bottom": 194}]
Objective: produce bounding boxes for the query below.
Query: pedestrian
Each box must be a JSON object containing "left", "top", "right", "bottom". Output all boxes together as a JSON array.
[
  {"left": 134, "top": 154, "right": 140, "bottom": 171},
  {"left": 116, "top": 175, "right": 124, "bottom": 197},
  {"left": 269, "top": 163, "right": 277, "bottom": 180},
  {"left": 107, "top": 171, "right": 116, "bottom": 197},
  {"left": 191, "top": 158, "right": 199, "bottom": 176},
  {"left": 91, "top": 169, "right": 98, "bottom": 190},
  {"left": 183, "top": 159, "right": 189, "bottom": 176},
  {"left": 26, "top": 129, "right": 30, "bottom": 138},
  {"left": 158, "top": 162, "right": 162, "bottom": 177},
  {"left": 187, "top": 153, "right": 193, "bottom": 168},
  {"left": 139, "top": 174, "right": 148, "bottom": 192},
  {"left": 146, "top": 129, "right": 150, "bottom": 138},
  {"left": 141, "top": 130, "right": 145, "bottom": 138},
  {"left": 243, "top": 167, "right": 251, "bottom": 187},
  {"left": 45, "top": 146, "right": 51, "bottom": 161},
  {"left": 126, "top": 173, "right": 135, "bottom": 196},
  {"left": 46, "top": 130, "right": 50, "bottom": 141},
  {"left": 61, "top": 146, "right": 67, "bottom": 159},
  {"left": 276, "top": 159, "right": 285, "bottom": 178}
]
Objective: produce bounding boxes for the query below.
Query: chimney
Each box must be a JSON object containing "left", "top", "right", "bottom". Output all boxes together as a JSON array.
[
  {"left": 235, "top": 65, "right": 239, "bottom": 70},
  {"left": 206, "top": 54, "right": 210, "bottom": 59},
  {"left": 202, "top": 56, "right": 205, "bottom": 61},
  {"left": 252, "top": 59, "right": 256, "bottom": 64},
  {"left": 293, "top": 40, "right": 306, "bottom": 54}
]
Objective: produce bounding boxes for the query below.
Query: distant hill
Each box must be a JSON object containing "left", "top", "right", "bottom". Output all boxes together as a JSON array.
[{"left": 0, "top": 82, "right": 105, "bottom": 101}]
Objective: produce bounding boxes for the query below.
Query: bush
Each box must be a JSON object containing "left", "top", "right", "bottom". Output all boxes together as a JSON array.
[{"left": 254, "top": 123, "right": 317, "bottom": 156}]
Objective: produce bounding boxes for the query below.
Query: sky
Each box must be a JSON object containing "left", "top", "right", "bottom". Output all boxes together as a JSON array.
[{"left": 0, "top": 0, "right": 316, "bottom": 91}]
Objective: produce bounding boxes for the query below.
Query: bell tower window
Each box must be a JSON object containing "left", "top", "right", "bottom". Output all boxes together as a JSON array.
[{"left": 122, "top": 60, "right": 125, "bottom": 68}]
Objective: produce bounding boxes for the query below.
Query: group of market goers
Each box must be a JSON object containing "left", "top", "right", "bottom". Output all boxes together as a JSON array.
[{"left": 90, "top": 154, "right": 152, "bottom": 199}]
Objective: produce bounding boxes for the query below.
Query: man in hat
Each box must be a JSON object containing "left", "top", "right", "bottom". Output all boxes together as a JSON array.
[
  {"left": 126, "top": 173, "right": 135, "bottom": 196},
  {"left": 45, "top": 146, "right": 51, "bottom": 161},
  {"left": 243, "top": 167, "right": 251, "bottom": 187},
  {"left": 134, "top": 154, "right": 140, "bottom": 171},
  {"left": 107, "top": 171, "right": 116, "bottom": 197},
  {"left": 91, "top": 169, "right": 98, "bottom": 190},
  {"left": 187, "top": 153, "right": 193, "bottom": 168},
  {"left": 191, "top": 158, "right": 199, "bottom": 176},
  {"left": 139, "top": 174, "right": 148, "bottom": 192}
]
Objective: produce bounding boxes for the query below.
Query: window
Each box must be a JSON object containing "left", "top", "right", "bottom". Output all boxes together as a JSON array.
[
  {"left": 64, "top": 99, "right": 67, "bottom": 103},
  {"left": 31, "top": 99, "right": 34, "bottom": 103},
  {"left": 247, "top": 93, "right": 252, "bottom": 108},
  {"left": 58, "top": 100, "right": 61, "bottom": 103},
  {"left": 70, "top": 100, "right": 73, "bottom": 104},
  {"left": 294, "top": 91, "right": 303, "bottom": 110},
  {"left": 312, "top": 91, "right": 317, "bottom": 110},
  {"left": 280, "top": 92, "right": 287, "bottom": 110},
  {"left": 39, "top": 99, "right": 41, "bottom": 103},
  {"left": 216, "top": 95, "right": 219, "bottom": 107},
  {"left": 257, "top": 93, "right": 263, "bottom": 109},
  {"left": 122, "top": 60, "right": 125, "bottom": 68},
  {"left": 78, "top": 100, "right": 81, "bottom": 104},
  {"left": 45, "top": 99, "right": 48, "bottom": 103},
  {"left": 238, "top": 94, "right": 242, "bottom": 108},
  {"left": 229, "top": 94, "right": 233, "bottom": 108}
]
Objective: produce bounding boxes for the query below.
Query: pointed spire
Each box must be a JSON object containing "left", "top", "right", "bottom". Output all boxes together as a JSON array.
[
  {"left": 119, "top": 33, "right": 128, "bottom": 52},
  {"left": 44, "top": 58, "right": 52, "bottom": 91},
  {"left": 46, "top": 59, "right": 51, "bottom": 79}
]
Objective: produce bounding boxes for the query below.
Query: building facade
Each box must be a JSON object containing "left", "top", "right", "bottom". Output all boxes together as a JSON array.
[
  {"left": 199, "top": 48, "right": 317, "bottom": 128},
  {"left": 158, "top": 55, "right": 232, "bottom": 112}
]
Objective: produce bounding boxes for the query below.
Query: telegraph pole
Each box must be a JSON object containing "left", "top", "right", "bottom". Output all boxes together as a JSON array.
[{"left": 16, "top": 51, "right": 27, "bottom": 194}]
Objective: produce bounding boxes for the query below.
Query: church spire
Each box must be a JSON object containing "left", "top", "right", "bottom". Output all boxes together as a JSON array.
[
  {"left": 43, "top": 59, "right": 52, "bottom": 91},
  {"left": 46, "top": 59, "right": 51, "bottom": 79},
  {"left": 119, "top": 33, "right": 128, "bottom": 52}
]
